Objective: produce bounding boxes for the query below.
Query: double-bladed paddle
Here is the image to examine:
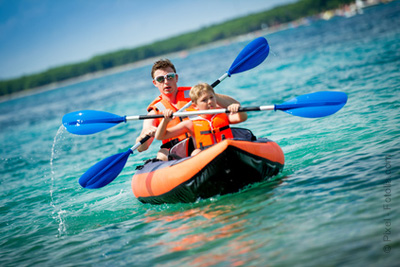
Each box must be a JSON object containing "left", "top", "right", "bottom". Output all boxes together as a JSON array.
[
  {"left": 78, "top": 91, "right": 348, "bottom": 189},
  {"left": 63, "top": 37, "right": 270, "bottom": 136}
]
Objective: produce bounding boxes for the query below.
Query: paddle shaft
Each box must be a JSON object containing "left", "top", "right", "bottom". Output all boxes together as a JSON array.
[
  {"left": 126, "top": 98, "right": 346, "bottom": 121},
  {"left": 130, "top": 135, "right": 152, "bottom": 152},
  {"left": 211, "top": 73, "right": 229, "bottom": 88},
  {"left": 125, "top": 106, "right": 274, "bottom": 121}
]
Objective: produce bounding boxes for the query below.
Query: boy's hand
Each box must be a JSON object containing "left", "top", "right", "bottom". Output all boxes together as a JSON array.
[
  {"left": 227, "top": 103, "right": 240, "bottom": 114},
  {"left": 163, "top": 109, "right": 174, "bottom": 122}
]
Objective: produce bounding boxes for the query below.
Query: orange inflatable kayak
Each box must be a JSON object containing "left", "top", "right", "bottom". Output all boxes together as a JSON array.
[{"left": 132, "top": 128, "right": 284, "bottom": 204}]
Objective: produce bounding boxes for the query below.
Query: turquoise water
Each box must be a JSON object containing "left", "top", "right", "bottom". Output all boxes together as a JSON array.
[{"left": 1, "top": 2, "right": 399, "bottom": 266}]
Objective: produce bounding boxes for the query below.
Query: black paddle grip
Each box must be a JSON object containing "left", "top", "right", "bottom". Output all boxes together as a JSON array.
[
  {"left": 237, "top": 106, "right": 262, "bottom": 112},
  {"left": 140, "top": 135, "right": 152, "bottom": 144},
  {"left": 211, "top": 80, "right": 220, "bottom": 88}
]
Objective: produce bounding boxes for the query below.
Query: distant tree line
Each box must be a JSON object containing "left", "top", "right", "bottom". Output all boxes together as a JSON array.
[{"left": 0, "top": 0, "right": 354, "bottom": 97}]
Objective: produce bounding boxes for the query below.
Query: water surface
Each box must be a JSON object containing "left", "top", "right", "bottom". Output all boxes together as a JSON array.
[{"left": 1, "top": 2, "right": 399, "bottom": 266}]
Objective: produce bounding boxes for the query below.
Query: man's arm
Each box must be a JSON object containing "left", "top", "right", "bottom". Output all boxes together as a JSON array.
[
  {"left": 215, "top": 93, "right": 240, "bottom": 108},
  {"left": 135, "top": 110, "right": 158, "bottom": 152}
]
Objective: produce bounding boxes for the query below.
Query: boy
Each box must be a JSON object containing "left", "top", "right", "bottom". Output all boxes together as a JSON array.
[
  {"left": 136, "top": 59, "right": 241, "bottom": 161},
  {"left": 155, "top": 83, "right": 247, "bottom": 156}
]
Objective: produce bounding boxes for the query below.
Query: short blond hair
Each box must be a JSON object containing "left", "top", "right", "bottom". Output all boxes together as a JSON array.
[{"left": 189, "top": 83, "right": 215, "bottom": 103}]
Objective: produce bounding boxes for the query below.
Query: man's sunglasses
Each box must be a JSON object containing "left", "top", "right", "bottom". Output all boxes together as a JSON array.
[{"left": 154, "top": 73, "right": 176, "bottom": 83}]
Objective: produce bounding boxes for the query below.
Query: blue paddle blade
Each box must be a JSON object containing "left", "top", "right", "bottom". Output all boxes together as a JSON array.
[
  {"left": 79, "top": 149, "right": 132, "bottom": 189},
  {"left": 228, "top": 37, "right": 270, "bottom": 76},
  {"left": 275, "top": 91, "right": 348, "bottom": 118},
  {"left": 62, "top": 110, "right": 125, "bottom": 135}
]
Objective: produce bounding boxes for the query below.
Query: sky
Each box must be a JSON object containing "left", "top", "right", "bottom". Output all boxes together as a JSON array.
[{"left": 0, "top": 0, "right": 297, "bottom": 80}]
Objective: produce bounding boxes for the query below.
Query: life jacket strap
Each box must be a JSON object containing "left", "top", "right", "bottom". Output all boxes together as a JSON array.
[
  {"left": 160, "top": 138, "right": 181, "bottom": 149},
  {"left": 200, "top": 125, "right": 230, "bottom": 135},
  {"left": 199, "top": 142, "right": 212, "bottom": 150}
]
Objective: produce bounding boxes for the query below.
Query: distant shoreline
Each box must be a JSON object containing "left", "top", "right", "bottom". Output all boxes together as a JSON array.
[
  {"left": 0, "top": 22, "right": 295, "bottom": 104},
  {"left": 0, "top": 57, "right": 155, "bottom": 103}
]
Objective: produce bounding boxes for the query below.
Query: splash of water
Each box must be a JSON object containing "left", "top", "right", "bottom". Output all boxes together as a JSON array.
[{"left": 50, "top": 125, "right": 69, "bottom": 237}]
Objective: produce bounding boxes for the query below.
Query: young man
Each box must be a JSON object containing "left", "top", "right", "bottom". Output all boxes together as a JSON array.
[
  {"left": 136, "top": 59, "right": 242, "bottom": 161},
  {"left": 155, "top": 83, "right": 247, "bottom": 156}
]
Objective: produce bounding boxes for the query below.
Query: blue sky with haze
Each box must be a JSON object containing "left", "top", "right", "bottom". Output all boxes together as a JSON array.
[{"left": 0, "top": 0, "right": 296, "bottom": 79}]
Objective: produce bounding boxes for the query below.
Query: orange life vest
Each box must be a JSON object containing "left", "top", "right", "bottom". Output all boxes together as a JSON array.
[
  {"left": 147, "top": 87, "right": 192, "bottom": 147},
  {"left": 191, "top": 113, "right": 233, "bottom": 150}
]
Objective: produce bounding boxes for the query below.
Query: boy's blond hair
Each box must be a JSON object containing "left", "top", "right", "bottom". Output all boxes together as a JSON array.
[{"left": 189, "top": 83, "right": 215, "bottom": 103}]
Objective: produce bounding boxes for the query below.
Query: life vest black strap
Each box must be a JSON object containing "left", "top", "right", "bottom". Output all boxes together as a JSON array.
[
  {"left": 160, "top": 138, "right": 181, "bottom": 149},
  {"left": 199, "top": 142, "right": 212, "bottom": 150},
  {"left": 200, "top": 125, "right": 230, "bottom": 135}
]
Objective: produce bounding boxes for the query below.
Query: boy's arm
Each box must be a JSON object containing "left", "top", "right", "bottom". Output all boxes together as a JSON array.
[
  {"left": 227, "top": 103, "right": 248, "bottom": 124},
  {"left": 155, "top": 109, "right": 172, "bottom": 140},
  {"left": 155, "top": 110, "right": 191, "bottom": 141}
]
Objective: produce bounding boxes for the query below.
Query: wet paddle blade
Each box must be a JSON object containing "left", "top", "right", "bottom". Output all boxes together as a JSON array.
[
  {"left": 228, "top": 37, "right": 270, "bottom": 75},
  {"left": 275, "top": 91, "right": 348, "bottom": 118},
  {"left": 62, "top": 110, "right": 125, "bottom": 135},
  {"left": 79, "top": 149, "right": 132, "bottom": 189}
]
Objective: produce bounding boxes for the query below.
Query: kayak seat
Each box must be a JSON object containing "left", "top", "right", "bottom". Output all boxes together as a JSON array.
[
  {"left": 169, "top": 137, "right": 195, "bottom": 158},
  {"left": 168, "top": 128, "right": 257, "bottom": 159},
  {"left": 231, "top": 127, "right": 257, "bottom": 141}
]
